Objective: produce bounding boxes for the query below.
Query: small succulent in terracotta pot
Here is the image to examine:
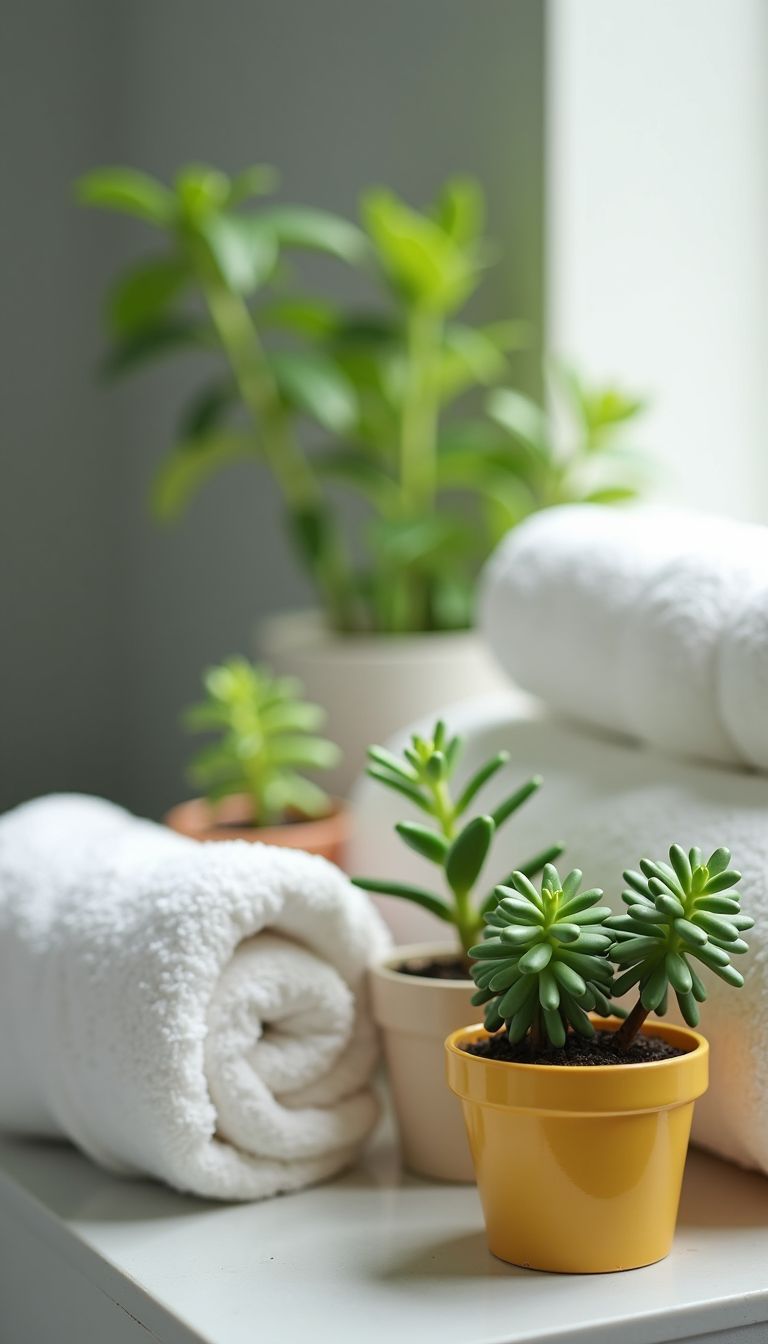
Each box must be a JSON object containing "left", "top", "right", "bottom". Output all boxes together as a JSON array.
[{"left": 165, "top": 658, "right": 347, "bottom": 865}]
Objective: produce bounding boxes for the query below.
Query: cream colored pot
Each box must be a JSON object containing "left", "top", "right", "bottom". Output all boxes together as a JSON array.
[
  {"left": 369, "top": 942, "right": 477, "bottom": 1182},
  {"left": 259, "top": 610, "right": 508, "bottom": 795}
]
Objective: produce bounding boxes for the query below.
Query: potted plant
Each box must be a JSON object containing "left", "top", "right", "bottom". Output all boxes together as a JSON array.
[
  {"left": 165, "top": 657, "right": 348, "bottom": 865},
  {"left": 78, "top": 164, "right": 648, "bottom": 790},
  {"left": 353, "top": 719, "right": 562, "bottom": 1180},
  {"left": 446, "top": 845, "right": 753, "bottom": 1271}
]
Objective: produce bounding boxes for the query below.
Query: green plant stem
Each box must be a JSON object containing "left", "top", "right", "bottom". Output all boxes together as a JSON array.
[
  {"left": 612, "top": 998, "right": 649, "bottom": 1052},
  {"left": 454, "top": 888, "right": 479, "bottom": 961},
  {"left": 396, "top": 305, "right": 442, "bottom": 632},
  {"left": 531, "top": 1004, "right": 545, "bottom": 1052},
  {"left": 201, "top": 277, "right": 358, "bottom": 631},
  {"left": 401, "top": 306, "right": 441, "bottom": 512}
]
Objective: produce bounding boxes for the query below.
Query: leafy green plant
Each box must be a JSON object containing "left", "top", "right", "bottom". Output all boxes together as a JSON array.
[
  {"left": 469, "top": 866, "right": 614, "bottom": 1048},
  {"left": 352, "top": 721, "right": 563, "bottom": 959},
  {"left": 185, "top": 657, "right": 339, "bottom": 825},
  {"left": 79, "top": 164, "right": 650, "bottom": 635},
  {"left": 608, "top": 844, "right": 753, "bottom": 1050},
  {"left": 483, "top": 364, "right": 649, "bottom": 540}
]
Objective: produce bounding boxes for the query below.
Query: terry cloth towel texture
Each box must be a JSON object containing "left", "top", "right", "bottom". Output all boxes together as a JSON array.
[
  {"left": 0, "top": 794, "right": 390, "bottom": 1201},
  {"left": 350, "top": 702, "right": 768, "bottom": 1176},
  {"left": 479, "top": 503, "right": 768, "bottom": 771}
]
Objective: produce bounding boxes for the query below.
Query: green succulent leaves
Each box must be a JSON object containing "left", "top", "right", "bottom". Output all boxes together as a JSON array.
[
  {"left": 470, "top": 867, "right": 613, "bottom": 1048},
  {"left": 608, "top": 845, "right": 753, "bottom": 1030},
  {"left": 353, "top": 720, "right": 563, "bottom": 957},
  {"left": 469, "top": 841, "right": 752, "bottom": 1052},
  {"left": 185, "top": 658, "right": 339, "bottom": 826}
]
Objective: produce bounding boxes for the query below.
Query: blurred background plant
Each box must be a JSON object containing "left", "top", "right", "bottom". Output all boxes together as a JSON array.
[
  {"left": 184, "top": 657, "right": 339, "bottom": 824},
  {"left": 79, "top": 164, "right": 650, "bottom": 637}
]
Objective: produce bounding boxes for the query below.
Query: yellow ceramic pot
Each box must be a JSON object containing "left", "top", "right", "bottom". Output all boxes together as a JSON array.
[{"left": 445, "top": 1017, "right": 708, "bottom": 1274}]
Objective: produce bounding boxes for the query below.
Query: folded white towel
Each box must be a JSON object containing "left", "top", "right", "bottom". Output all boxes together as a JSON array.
[
  {"left": 350, "top": 702, "right": 768, "bottom": 1175},
  {"left": 0, "top": 794, "right": 389, "bottom": 1201},
  {"left": 480, "top": 504, "right": 768, "bottom": 770}
]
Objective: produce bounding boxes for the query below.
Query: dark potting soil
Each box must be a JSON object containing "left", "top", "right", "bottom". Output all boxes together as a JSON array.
[
  {"left": 464, "top": 1028, "right": 684, "bottom": 1067},
  {"left": 397, "top": 956, "right": 472, "bottom": 981}
]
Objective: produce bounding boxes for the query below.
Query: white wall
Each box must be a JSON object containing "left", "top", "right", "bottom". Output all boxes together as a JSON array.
[{"left": 547, "top": 0, "right": 768, "bottom": 521}]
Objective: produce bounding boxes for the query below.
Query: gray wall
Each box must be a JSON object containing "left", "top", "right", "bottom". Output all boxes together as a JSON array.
[{"left": 1, "top": 0, "right": 544, "bottom": 817}]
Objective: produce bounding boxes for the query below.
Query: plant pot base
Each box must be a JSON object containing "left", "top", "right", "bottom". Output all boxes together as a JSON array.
[
  {"left": 370, "top": 943, "right": 477, "bottom": 1183},
  {"left": 447, "top": 1018, "right": 709, "bottom": 1274}
]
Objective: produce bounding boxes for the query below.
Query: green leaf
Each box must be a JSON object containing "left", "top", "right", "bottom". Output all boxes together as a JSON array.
[
  {"left": 259, "top": 298, "right": 339, "bottom": 337},
  {"left": 101, "top": 317, "right": 210, "bottom": 377},
  {"left": 365, "top": 765, "right": 431, "bottom": 814},
  {"left": 487, "top": 388, "right": 550, "bottom": 458},
  {"left": 433, "top": 177, "right": 484, "bottom": 244},
  {"left": 490, "top": 775, "right": 542, "bottom": 830},
  {"left": 395, "top": 821, "right": 449, "bottom": 865},
  {"left": 175, "top": 164, "right": 231, "bottom": 219},
  {"left": 226, "top": 164, "right": 279, "bottom": 206},
  {"left": 445, "top": 815, "right": 494, "bottom": 894},
  {"left": 351, "top": 877, "right": 453, "bottom": 922},
  {"left": 258, "top": 205, "right": 368, "bottom": 263},
  {"left": 518, "top": 942, "right": 552, "bottom": 973},
  {"left": 77, "top": 168, "right": 175, "bottom": 225},
  {"left": 314, "top": 449, "right": 399, "bottom": 510},
  {"left": 198, "top": 212, "right": 277, "bottom": 293},
  {"left": 361, "top": 187, "right": 476, "bottom": 312},
  {"left": 455, "top": 751, "right": 510, "bottom": 816},
  {"left": 268, "top": 735, "right": 340, "bottom": 770},
  {"left": 270, "top": 351, "right": 357, "bottom": 434},
  {"left": 437, "top": 323, "right": 525, "bottom": 401},
  {"left": 107, "top": 255, "right": 188, "bottom": 336},
  {"left": 150, "top": 432, "right": 255, "bottom": 521},
  {"left": 582, "top": 485, "right": 640, "bottom": 505},
  {"left": 368, "top": 513, "right": 475, "bottom": 571},
  {"left": 367, "top": 746, "right": 418, "bottom": 781},
  {"left": 178, "top": 382, "right": 236, "bottom": 440}
]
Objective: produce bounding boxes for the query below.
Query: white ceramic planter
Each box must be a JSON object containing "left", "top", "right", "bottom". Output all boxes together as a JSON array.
[
  {"left": 369, "top": 942, "right": 478, "bottom": 1182},
  {"left": 259, "top": 610, "right": 508, "bottom": 795}
]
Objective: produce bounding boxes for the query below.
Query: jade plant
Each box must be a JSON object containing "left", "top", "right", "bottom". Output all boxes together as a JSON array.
[
  {"left": 78, "top": 163, "right": 648, "bottom": 635},
  {"left": 608, "top": 844, "right": 753, "bottom": 1050},
  {"left": 352, "top": 721, "right": 563, "bottom": 960},
  {"left": 185, "top": 658, "right": 339, "bottom": 825},
  {"left": 469, "top": 842, "right": 752, "bottom": 1053},
  {"left": 469, "top": 866, "right": 614, "bottom": 1048}
]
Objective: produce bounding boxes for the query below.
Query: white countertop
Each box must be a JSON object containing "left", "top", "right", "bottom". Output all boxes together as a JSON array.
[{"left": 2, "top": 1106, "right": 768, "bottom": 1344}]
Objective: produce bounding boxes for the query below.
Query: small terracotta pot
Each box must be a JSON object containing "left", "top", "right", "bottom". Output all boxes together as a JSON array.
[
  {"left": 369, "top": 942, "right": 478, "bottom": 1181},
  {"left": 446, "top": 1017, "right": 709, "bottom": 1273},
  {"left": 164, "top": 794, "right": 349, "bottom": 867}
]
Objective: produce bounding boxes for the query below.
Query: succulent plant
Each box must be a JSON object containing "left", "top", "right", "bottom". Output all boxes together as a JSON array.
[
  {"left": 185, "top": 658, "right": 339, "bottom": 826},
  {"left": 608, "top": 844, "right": 753, "bottom": 1050},
  {"left": 469, "top": 866, "right": 614, "bottom": 1048},
  {"left": 353, "top": 721, "right": 563, "bottom": 959}
]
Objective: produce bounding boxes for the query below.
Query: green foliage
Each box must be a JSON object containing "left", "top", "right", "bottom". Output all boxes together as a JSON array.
[
  {"left": 185, "top": 658, "right": 340, "bottom": 826},
  {"left": 80, "top": 163, "right": 649, "bottom": 635},
  {"left": 352, "top": 721, "right": 563, "bottom": 958},
  {"left": 469, "top": 867, "right": 614, "bottom": 1048},
  {"left": 486, "top": 363, "right": 649, "bottom": 535},
  {"left": 608, "top": 845, "right": 753, "bottom": 1047}
]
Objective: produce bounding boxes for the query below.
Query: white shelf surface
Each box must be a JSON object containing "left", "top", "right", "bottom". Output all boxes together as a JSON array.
[{"left": 2, "top": 1107, "right": 768, "bottom": 1344}]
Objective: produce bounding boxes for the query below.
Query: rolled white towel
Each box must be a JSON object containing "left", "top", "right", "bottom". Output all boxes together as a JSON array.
[
  {"left": 480, "top": 504, "right": 768, "bottom": 770},
  {"left": 0, "top": 794, "right": 390, "bottom": 1201},
  {"left": 351, "top": 700, "right": 768, "bottom": 1175}
]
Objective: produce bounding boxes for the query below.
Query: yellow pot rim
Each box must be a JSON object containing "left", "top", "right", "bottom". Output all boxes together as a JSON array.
[{"left": 446, "top": 1017, "right": 709, "bottom": 1116}]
